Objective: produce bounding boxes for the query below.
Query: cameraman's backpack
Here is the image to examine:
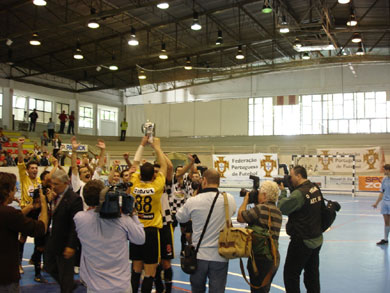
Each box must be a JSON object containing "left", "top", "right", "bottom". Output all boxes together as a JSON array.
[{"left": 321, "top": 198, "right": 341, "bottom": 232}]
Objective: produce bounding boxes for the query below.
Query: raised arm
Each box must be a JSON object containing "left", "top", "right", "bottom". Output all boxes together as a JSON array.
[
  {"left": 70, "top": 136, "right": 80, "bottom": 176},
  {"left": 132, "top": 136, "right": 148, "bottom": 170},
  {"left": 176, "top": 154, "right": 195, "bottom": 178},
  {"left": 96, "top": 139, "right": 106, "bottom": 169},
  {"left": 123, "top": 153, "right": 132, "bottom": 169},
  {"left": 17, "top": 137, "right": 25, "bottom": 163},
  {"left": 164, "top": 153, "right": 174, "bottom": 182},
  {"left": 151, "top": 138, "right": 167, "bottom": 178}
]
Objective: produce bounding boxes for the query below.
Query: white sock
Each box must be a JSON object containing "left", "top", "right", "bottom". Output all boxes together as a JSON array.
[{"left": 385, "top": 226, "right": 390, "bottom": 241}]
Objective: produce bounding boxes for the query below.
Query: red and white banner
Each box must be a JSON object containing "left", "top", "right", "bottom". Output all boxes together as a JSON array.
[{"left": 274, "top": 95, "right": 298, "bottom": 106}]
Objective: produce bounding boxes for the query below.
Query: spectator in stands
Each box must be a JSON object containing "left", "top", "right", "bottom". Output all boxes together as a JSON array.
[
  {"left": 58, "top": 111, "right": 68, "bottom": 134},
  {"left": 120, "top": 118, "right": 128, "bottom": 141},
  {"left": 47, "top": 118, "right": 55, "bottom": 139},
  {"left": 0, "top": 128, "right": 9, "bottom": 152},
  {"left": 41, "top": 130, "right": 51, "bottom": 152},
  {"left": 0, "top": 172, "right": 48, "bottom": 292},
  {"left": 52, "top": 134, "right": 61, "bottom": 159},
  {"left": 39, "top": 151, "right": 50, "bottom": 167},
  {"left": 29, "top": 109, "right": 39, "bottom": 132},
  {"left": 67, "top": 111, "right": 75, "bottom": 135},
  {"left": 74, "top": 180, "right": 145, "bottom": 292},
  {"left": 108, "top": 161, "right": 121, "bottom": 185},
  {"left": 2, "top": 151, "right": 15, "bottom": 166}
]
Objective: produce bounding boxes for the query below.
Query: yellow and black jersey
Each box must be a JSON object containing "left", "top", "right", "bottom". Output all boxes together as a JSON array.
[
  {"left": 130, "top": 172, "right": 165, "bottom": 229},
  {"left": 18, "top": 162, "right": 41, "bottom": 208}
]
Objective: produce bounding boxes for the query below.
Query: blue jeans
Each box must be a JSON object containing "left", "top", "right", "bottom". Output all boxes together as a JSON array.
[{"left": 190, "top": 259, "right": 229, "bottom": 293}]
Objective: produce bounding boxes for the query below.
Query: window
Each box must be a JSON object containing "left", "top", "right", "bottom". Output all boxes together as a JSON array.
[
  {"left": 56, "top": 103, "right": 69, "bottom": 124},
  {"left": 79, "top": 106, "right": 93, "bottom": 128},
  {"left": 12, "top": 96, "right": 27, "bottom": 121},
  {"left": 101, "top": 110, "right": 116, "bottom": 121},
  {"left": 249, "top": 91, "right": 388, "bottom": 135},
  {"left": 29, "top": 98, "right": 52, "bottom": 123}
]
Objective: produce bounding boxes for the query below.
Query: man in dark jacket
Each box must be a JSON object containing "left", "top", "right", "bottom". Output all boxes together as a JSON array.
[
  {"left": 29, "top": 109, "right": 38, "bottom": 132},
  {"left": 278, "top": 165, "right": 323, "bottom": 293},
  {"left": 44, "top": 170, "right": 83, "bottom": 292}
]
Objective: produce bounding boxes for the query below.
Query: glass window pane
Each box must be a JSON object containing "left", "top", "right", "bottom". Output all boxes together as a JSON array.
[
  {"left": 36, "top": 100, "right": 44, "bottom": 111},
  {"left": 63, "top": 104, "right": 69, "bottom": 114},
  {"left": 313, "top": 102, "right": 322, "bottom": 120},
  {"left": 339, "top": 120, "right": 348, "bottom": 133},
  {"left": 36, "top": 111, "right": 43, "bottom": 123},
  {"left": 357, "top": 95, "right": 365, "bottom": 118},
  {"left": 249, "top": 105, "right": 254, "bottom": 122},
  {"left": 333, "top": 94, "right": 343, "bottom": 104},
  {"left": 56, "top": 103, "right": 61, "bottom": 113},
  {"left": 357, "top": 120, "right": 370, "bottom": 133},
  {"left": 312, "top": 120, "right": 322, "bottom": 134},
  {"left": 344, "top": 93, "right": 353, "bottom": 100},
  {"left": 349, "top": 120, "right": 357, "bottom": 133},
  {"left": 344, "top": 100, "right": 354, "bottom": 119},
  {"left": 376, "top": 103, "right": 386, "bottom": 118},
  {"left": 302, "top": 107, "right": 312, "bottom": 124},
  {"left": 15, "top": 97, "right": 26, "bottom": 109},
  {"left": 365, "top": 92, "right": 375, "bottom": 99},
  {"left": 13, "top": 108, "right": 24, "bottom": 121},
  {"left": 376, "top": 92, "right": 386, "bottom": 104},
  {"left": 329, "top": 120, "right": 338, "bottom": 133},
  {"left": 110, "top": 112, "right": 115, "bottom": 121},
  {"left": 371, "top": 119, "right": 386, "bottom": 133},
  {"left": 45, "top": 101, "right": 52, "bottom": 112},
  {"left": 313, "top": 95, "right": 321, "bottom": 101},
  {"left": 29, "top": 98, "right": 36, "bottom": 110},
  {"left": 44, "top": 113, "right": 51, "bottom": 123},
  {"left": 365, "top": 99, "right": 375, "bottom": 118},
  {"left": 249, "top": 122, "right": 254, "bottom": 136},
  {"left": 334, "top": 104, "right": 343, "bottom": 119},
  {"left": 302, "top": 95, "right": 311, "bottom": 106}
]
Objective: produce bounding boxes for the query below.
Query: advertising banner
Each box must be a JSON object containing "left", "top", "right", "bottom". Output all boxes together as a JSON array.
[
  {"left": 61, "top": 143, "right": 88, "bottom": 152},
  {"left": 316, "top": 147, "right": 384, "bottom": 173},
  {"left": 213, "top": 153, "right": 278, "bottom": 180},
  {"left": 358, "top": 176, "right": 383, "bottom": 191}
]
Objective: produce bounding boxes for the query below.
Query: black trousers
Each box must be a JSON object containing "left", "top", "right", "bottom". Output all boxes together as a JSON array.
[
  {"left": 284, "top": 238, "right": 321, "bottom": 293},
  {"left": 59, "top": 122, "right": 65, "bottom": 133},
  {"left": 120, "top": 130, "right": 126, "bottom": 141},
  {"left": 67, "top": 121, "right": 74, "bottom": 135},
  {"left": 48, "top": 129, "right": 54, "bottom": 139},
  {"left": 29, "top": 121, "right": 36, "bottom": 132},
  {"left": 44, "top": 252, "right": 75, "bottom": 293}
]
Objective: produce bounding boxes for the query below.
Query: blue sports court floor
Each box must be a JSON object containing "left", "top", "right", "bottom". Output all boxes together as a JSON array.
[{"left": 19, "top": 192, "right": 390, "bottom": 292}]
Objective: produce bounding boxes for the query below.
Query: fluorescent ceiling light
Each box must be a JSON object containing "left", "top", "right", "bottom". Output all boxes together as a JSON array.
[
  {"left": 338, "top": 0, "right": 350, "bottom": 4},
  {"left": 157, "top": 1, "right": 169, "bottom": 9},
  {"left": 29, "top": 33, "right": 41, "bottom": 46},
  {"left": 109, "top": 65, "right": 118, "bottom": 71},
  {"left": 33, "top": 0, "right": 47, "bottom": 6},
  {"left": 294, "top": 44, "right": 335, "bottom": 52}
]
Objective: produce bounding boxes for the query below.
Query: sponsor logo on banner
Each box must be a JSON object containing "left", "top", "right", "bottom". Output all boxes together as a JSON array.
[
  {"left": 316, "top": 147, "right": 384, "bottom": 173},
  {"left": 358, "top": 176, "right": 383, "bottom": 191},
  {"left": 212, "top": 153, "right": 278, "bottom": 180},
  {"left": 214, "top": 156, "right": 230, "bottom": 178}
]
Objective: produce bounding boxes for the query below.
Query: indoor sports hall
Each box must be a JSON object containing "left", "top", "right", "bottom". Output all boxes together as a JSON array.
[{"left": 0, "top": 0, "right": 389, "bottom": 292}]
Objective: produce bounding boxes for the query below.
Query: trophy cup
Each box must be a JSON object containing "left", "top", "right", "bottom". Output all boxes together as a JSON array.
[{"left": 141, "top": 120, "right": 155, "bottom": 143}]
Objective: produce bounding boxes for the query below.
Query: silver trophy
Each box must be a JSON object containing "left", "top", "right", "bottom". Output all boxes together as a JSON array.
[{"left": 141, "top": 120, "right": 155, "bottom": 143}]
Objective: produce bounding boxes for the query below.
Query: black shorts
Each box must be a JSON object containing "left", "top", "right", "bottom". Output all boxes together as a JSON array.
[
  {"left": 185, "top": 220, "right": 193, "bottom": 234},
  {"left": 130, "top": 227, "right": 160, "bottom": 264},
  {"left": 160, "top": 223, "right": 174, "bottom": 260}
]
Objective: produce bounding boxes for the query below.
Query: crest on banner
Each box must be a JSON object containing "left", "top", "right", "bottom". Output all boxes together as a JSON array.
[
  {"left": 260, "top": 155, "right": 277, "bottom": 177},
  {"left": 214, "top": 156, "right": 229, "bottom": 178},
  {"left": 363, "top": 149, "right": 379, "bottom": 169},
  {"left": 318, "top": 150, "right": 333, "bottom": 170}
]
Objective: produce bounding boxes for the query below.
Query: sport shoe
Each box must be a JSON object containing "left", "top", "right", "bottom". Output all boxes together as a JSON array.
[
  {"left": 376, "top": 239, "right": 388, "bottom": 245},
  {"left": 34, "top": 275, "right": 48, "bottom": 283},
  {"left": 19, "top": 265, "right": 24, "bottom": 274}
]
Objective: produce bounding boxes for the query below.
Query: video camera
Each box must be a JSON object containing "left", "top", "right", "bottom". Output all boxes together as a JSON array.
[
  {"left": 31, "top": 185, "right": 49, "bottom": 200},
  {"left": 273, "top": 164, "right": 294, "bottom": 192},
  {"left": 239, "top": 175, "right": 260, "bottom": 205},
  {"left": 98, "top": 182, "right": 135, "bottom": 219}
]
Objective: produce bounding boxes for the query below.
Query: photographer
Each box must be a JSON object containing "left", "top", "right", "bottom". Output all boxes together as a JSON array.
[
  {"left": 277, "top": 165, "right": 323, "bottom": 293},
  {"left": 0, "top": 172, "right": 48, "bottom": 292},
  {"left": 237, "top": 181, "right": 282, "bottom": 293},
  {"left": 74, "top": 180, "right": 145, "bottom": 292}
]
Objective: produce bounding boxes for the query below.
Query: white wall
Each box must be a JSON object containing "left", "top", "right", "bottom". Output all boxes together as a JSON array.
[{"left": 125, "top": 62, "right": 390, "bottom": 137}]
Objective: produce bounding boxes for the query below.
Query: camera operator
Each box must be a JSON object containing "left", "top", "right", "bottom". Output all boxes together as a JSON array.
[
  {"left": 0, "top": 172, "right": 48, "bottom": 292},
  {"left": 277, "top": 165, "right": 323, "bottom": 293},
  {"left": 74, "top": 180, "right": 145, "bottom": 292},
  {"left": 129, "top": 136, "right": 167, "bottom": 293},
  {"left": 237, "top": 181, "right": 282, "bottom": 293}
]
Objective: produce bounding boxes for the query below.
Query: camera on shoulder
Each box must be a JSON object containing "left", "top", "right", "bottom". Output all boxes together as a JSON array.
[
  {"left": 239, "top": 175, "right": 260, "bottom": 205},
  {"left": 98, "top": 182, "right": 135, "bottom": 218}
]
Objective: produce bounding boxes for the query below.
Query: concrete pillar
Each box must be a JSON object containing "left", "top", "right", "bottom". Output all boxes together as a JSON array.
[
  {"left": 93, "top": 103, "right": 98, "bottom": 136},
  {"left": 2, "top": 87, "right": 14, "bottom": 130}
]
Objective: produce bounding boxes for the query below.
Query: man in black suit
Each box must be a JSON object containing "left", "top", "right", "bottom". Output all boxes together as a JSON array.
[{"left": 44, "top": 170, "right": 83, "bottom": 292}]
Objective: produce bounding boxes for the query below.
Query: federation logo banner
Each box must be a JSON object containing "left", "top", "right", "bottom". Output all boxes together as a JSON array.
[
  {"left": 213, "top": 153, "right": 278, "bottom": 180},
  {"left": 316, "top": 147, "right": 384, "bottom": 173}
]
